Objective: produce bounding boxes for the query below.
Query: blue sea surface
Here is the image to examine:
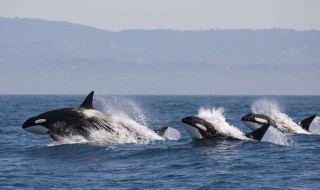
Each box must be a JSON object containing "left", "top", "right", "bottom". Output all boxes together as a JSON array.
[{"left": 0, "top": 95, "right": 319, "bottom": 189}]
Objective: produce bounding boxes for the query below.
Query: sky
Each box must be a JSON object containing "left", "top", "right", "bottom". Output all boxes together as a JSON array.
[
  {"left": 1, "top": 0, "right": 320, "bottom": 31},
  {"left": 1, "top": 0, "right": 319, "bottom": 95}
]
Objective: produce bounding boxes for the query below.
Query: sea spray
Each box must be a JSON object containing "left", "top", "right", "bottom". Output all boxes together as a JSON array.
[
  {"left": 97, "top": 96, "right": 148, "bottom": 127},
  {"left": 196, "top": 107, "right": 248, "bottom": 140},
  {"left": 111, "top": 113, "right": 164, "bottom": 143},
  {"left": 251, "top": 99, "right": 309, "bottom": 134},
  {"left": 162, "top": 127, "right": 181, "bottom": 140},
  {"left": 95, "top": 96, "right": 166, "bottom": 144},
  {"left": 96, "top": 96, "right": 182, "bottom": 143}
]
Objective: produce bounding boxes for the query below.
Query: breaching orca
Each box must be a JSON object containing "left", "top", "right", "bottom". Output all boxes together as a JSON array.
[
  {"left": 241, "top": 113, "right": 274, "bottom": 131},
  {"left": 182, "top": 116, "right": 271, "bottom": 141},
  {"left": 241, "top": 113, "right": 319, "bottom": 134},
  {"left": 22, "top": 91, "right": 168, "bottom": 142}
]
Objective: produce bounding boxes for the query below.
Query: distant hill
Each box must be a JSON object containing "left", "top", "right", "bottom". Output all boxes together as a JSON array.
[
  {"left": 1, "top": 17, "right": 320, "bottom": 66},
  {"left": 0, "top": 17, "right": 319, "bottom": 95}
]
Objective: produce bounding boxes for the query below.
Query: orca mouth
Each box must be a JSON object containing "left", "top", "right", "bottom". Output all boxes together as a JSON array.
[
  {"left": 22, "top": 117, "right": 49, "bottom": 134},
  {"left": 22, "top": 118, "right": 33, "bottom": 129},
  {"left": 23, "top": 125, "right": 49, "bottom": 134}
]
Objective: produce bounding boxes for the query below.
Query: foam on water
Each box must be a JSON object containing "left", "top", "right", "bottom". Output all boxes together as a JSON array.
[
  {"left": 197, "top": 107, "right": 248, "bottom": 140},
  {"left": 251, "top": 99, "right": 309, "bottom": 134}
]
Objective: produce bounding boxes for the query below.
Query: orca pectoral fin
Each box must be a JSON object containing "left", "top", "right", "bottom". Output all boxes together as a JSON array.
[
  {"left": 154, "top": 126, "right": 169, "bottom": 136},
  {"left": 80, "top": 91, "right": 94, "bottom": 109},
  {"left": 300, "top": 115, "right": 317, "bottom": 131},
  {"left": 245, "top": 124, "right": 270, "bottom": 141},
  {"left": 48, "top": 131, "right": 64, "bottom": 142}
]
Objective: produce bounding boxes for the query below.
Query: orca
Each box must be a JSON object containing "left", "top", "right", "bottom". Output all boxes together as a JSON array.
[
  {"left": 241, "top": 113, "right": 274, "bottom": 131},
  {"left": 241, "top": 113, "right": 319, "bottom": 133},
  {"left": 22, "top": 91, "right": 168, "bottom": 142},
  {"left": 182, "top": 116, "right": 271, "bottom": 141}
]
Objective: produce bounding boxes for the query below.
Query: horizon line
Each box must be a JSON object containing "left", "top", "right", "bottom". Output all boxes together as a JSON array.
[
  {"left": 2, "top": 16, "right": 320, "bottom": 33},
  {"left": 1, "top": 93, "right": 319, "bottom": 96}
]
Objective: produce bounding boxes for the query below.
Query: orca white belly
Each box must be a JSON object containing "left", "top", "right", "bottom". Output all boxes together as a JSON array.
[
  {"left": 184, "top": 125, "right": 203, "bottom": 139},
  {"left": 24, "top": 125, "right": 49, "bottom": 134},
  {"left": 242, "top": 121, "right": 262, "bottom": 131}
]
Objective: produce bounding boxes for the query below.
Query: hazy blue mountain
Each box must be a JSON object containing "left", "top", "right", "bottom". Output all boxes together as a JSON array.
[{"left": 0, "top": 18, "right": 319, "bottom": 95}]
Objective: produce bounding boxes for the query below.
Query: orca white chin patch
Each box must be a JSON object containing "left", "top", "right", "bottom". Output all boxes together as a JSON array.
[
  {"left": 24, "top": 125, "right": 49, "bottom": 134},
  {"left": 242, "top": 121, "right": 263, "bottom": 131},
  {"left": 184, "top": 125, "right": 203, "bottom": 139}
]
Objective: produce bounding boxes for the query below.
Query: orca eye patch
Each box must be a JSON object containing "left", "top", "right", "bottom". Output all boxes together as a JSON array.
[
  {"left": 255, "top": 118, "right": 267, "bottom": 123},
  {"left": 196, "top": 123, "right": 207, "bottom": 131},
  {"left": 35, "top": 119, "right": 46, "bottom": 124}
]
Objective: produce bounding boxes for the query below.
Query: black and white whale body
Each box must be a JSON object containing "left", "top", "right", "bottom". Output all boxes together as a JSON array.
[
  {"left": 241, "top": 113, "right": 319, "bottom": 134},
  {"left": 241, "top": 113, "right": 297, "bottom": 133},
  {"left": 241, "top": 113, "right": 274, "bottom": 131},
  {"left": 22, "top": 91, "right": 168, "bottom": 142},
  {"left": 182, "top": 116, "right": 271, "bottom": 141}
]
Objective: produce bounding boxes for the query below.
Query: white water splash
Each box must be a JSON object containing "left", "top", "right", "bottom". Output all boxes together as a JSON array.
[
  {"left": 261, "top": 126, "right": 292, "bottom": 146},
  {"left": 110, "top": 113, "right": 164, "bottom": 144},
  {"left": 163, "top": 127, "right": 181, "bottom": 140},
  {"left": 97, "top": 96, "right": 148, "bottom": 127},
  {"left": 48, "top": 135, "right": 89, "bottom": 146},
  {"left": 92, "top": 96, "right": 164, "bottom": 143},
  {"left": 197, "top": 107, "right": 248, "bottom": 140},
  {"left": 251, "top": 99, "right": 309, "bottom": 134}
]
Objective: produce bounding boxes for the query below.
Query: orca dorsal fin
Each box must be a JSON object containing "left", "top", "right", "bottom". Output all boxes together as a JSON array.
[
  {"left": 245, "top": 124, "right": 270, "bottom": 140},
  {"left": 80, "top": 91, "right": 94, "bottom": 109},
  {"left": 300, "top": 115, "right": 317, "bottom": 131}
]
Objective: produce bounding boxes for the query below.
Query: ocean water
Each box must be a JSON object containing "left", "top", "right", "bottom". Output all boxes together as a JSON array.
[{"left": 0, "top": 95, "right": 320, "bottom": 189}]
